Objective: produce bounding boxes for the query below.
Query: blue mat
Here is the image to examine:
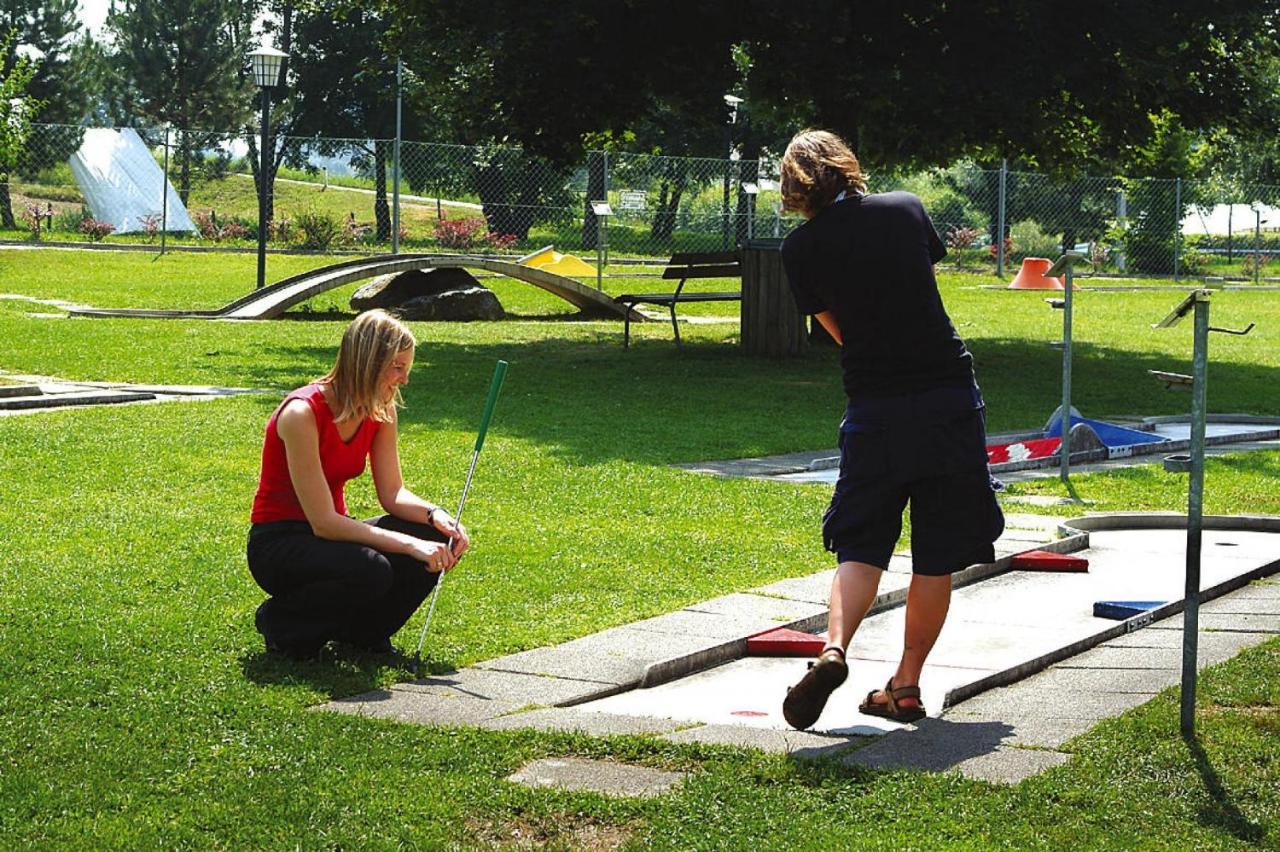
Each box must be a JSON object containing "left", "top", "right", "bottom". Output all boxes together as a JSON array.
[
  {"left": 1093, "top": 600, "right": 1168, "bottom": 620},
  {"left": 1044, "top": 414, "right": 1169, "bottom": 449}
]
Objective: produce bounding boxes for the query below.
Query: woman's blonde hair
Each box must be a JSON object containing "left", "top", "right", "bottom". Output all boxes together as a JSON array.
[
  {"left": 779, "top": 129, "right": 868, "bottom": 219},
  {"left": 319, "top": 309, "right": 416, "bottom": 423}
]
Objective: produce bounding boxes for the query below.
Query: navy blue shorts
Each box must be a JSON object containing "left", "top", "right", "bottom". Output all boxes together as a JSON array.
[{"left": 822, "top": 390, "right": 1005, "bottom": 576}]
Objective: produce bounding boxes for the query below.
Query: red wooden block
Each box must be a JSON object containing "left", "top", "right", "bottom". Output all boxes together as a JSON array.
[
  {"left": 1011, "top": 550, "right": 1089, "bottom": 572},
  {"left": 746, "top": 627, "right": 828, "bottom": 657}
]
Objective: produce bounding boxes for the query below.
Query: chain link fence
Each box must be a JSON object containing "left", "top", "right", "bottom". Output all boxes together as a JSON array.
[{"left": 7, "top": 120, "right": 1280, "bottom": 281}]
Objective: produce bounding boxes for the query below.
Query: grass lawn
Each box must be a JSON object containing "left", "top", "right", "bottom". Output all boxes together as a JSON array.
[{"left": 1, "top": 248, "right": 1277, "bottom": 846}]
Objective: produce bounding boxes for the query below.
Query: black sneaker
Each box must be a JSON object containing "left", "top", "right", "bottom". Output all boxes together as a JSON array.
[
  {"left": 256, "top": 602, "right": 323, "bottom": 660},
  {"left": 782, "top": 647, "right": 848, "bottom": 730}
]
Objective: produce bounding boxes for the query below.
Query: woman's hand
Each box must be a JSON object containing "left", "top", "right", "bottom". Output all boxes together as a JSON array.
[
  {"left": 431, "top": 509, "right": 471, "bottom": 558},
  {"left": 404, "top": 537, "right": 458, "bottom": 573}
]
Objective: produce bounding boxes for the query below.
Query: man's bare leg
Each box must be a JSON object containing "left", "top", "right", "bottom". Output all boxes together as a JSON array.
[
  {"left": 825, "top": 560, "right": 884, "bottom": 651},
  {"left": 864, "top": 572, "right": 952, "bottom": 712},
  {"left": 782, "top": 560, "right": 883, "bottom": 729}
]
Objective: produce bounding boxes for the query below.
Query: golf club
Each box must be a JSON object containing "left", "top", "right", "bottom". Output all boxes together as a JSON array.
[{"left": 412, "top": 359, "right": 508, "bottom": 674}]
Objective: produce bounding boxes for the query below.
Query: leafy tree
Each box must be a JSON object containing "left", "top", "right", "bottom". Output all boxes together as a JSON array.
[
  {"left": 0, "top": 1, "right": 98, "bottom": 226},
  {"left": 106, "top": 0, "right": 254, "bottom": 204},
  {"left": 388, "top": 0, "right": 1280, "bottom": 177},
  {"left": 288, "top": 2, "right": 421, "bottom": 241},
  {"left": 0, "top": 28, "right": 42, "bottom": 229}
]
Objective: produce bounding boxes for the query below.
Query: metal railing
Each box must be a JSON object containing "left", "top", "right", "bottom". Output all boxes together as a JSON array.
[{"left": 7, "top": 120, "right": 1280, "bottom": 280}]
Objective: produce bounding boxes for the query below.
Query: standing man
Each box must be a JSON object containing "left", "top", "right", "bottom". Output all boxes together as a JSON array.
[{"left": 777, "top": 130, "right": 1004, "bottom": 729}]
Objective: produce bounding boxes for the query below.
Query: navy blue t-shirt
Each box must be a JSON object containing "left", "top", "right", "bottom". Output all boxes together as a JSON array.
[{"left": 781, "top": 191, "right": 975, "bottom": 403}]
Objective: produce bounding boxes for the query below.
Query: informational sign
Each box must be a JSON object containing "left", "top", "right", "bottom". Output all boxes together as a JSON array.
[
  {"left": 590, "top": 201, "right": 613, "bottom": 216},
  {"left": 618, "top": 191, "right": 647, "bottom": 211}
]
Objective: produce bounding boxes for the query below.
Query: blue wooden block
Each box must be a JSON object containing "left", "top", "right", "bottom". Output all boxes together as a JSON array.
[{"left": 1093, "top": 600, "right": 1168, "bottom": 620}]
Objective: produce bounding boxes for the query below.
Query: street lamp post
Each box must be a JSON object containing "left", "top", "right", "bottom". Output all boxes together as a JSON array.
[
  {"left": 250, "top": 45, "right": 287, "bottom": 291},
  {"left": 722, "top": 94, "right": 743, "bottom": 250}
]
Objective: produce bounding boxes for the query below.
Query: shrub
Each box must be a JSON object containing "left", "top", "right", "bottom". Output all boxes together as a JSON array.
[
  {"left": 1009, "top": 219, "right": 1062, "bottom": 260},
  {"left": 1240, "top": 253, "right": 1270, "bottom": 279},
  {"left": 193, "top": 210, "right": 253, "bottom": 242},
  {"left": 1089, "top": 240, "right": 1109, "bottom": 272},
  {"left": 432, "top": 214, "right": 518, "bottom": 250},
  {"left": 21, "top": 202, "right": 46, "bottom": 240},
  {"left": 138, "top": 213, "right": 162, "bottom": 243},
  {"left": 53, "top": 207, "right": 90, "bottom": 233},
  {"left": 434, "top": 215, "right": 487, "bottom": 249},
  {"left": 295, "top": 209, "right": 342, "bottom": 251},
  {"left": 79, "top": 218, "right": 115, "bottom": 241},
  {"left": 1179, "top": 246, "right": 1210, "bottom": 274},
  {"left": 268, "top": 217, "right": 292, "bottom": 243},
  {"left": 989, "top": 236, "right": 1016, "bottom": 267}
]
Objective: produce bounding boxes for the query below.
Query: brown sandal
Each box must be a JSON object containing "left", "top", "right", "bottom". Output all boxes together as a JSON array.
[
  {"left": 858, "top": 678, "right": 926, "bottom": 723},
  {"left": 782, "top": 647, "right": 848, "bottom": 730}
]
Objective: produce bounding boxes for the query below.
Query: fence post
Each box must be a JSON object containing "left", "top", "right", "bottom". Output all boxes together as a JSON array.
[
  {"left": 1116, "top": 191, "right": 1127, "bottom": 273},
  {"left": 997, "top": 159, "right": 1007, "bottom": 277},
  {"left": 1255, "top": 206, "right": 1262, "bottom": 286},
  {"left": 160, "top": 125, "right": 169, "bottom": 256},
  {"left": 1173, "top": 177, "right": 1182, "bottom": 279},
  {"left": 583, "top": 150, "right": 606, "bottom": 251},
  {"left": 392, "top": 59, "right": 402, "bottom": 255}
]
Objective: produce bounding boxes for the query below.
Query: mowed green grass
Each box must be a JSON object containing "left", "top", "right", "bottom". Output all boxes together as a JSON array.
[{"left": 0, "top": 248, "right": 1277, "bottom": 846}]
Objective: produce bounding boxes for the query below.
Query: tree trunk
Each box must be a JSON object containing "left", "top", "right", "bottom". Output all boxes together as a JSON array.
[
  {"left": 0, "top": 178, "right": 14, "bottom": 229},
  {"left": 374, "top": 139, "right": 390, "bottom": 241},
  {"left": 583, "top": 150, "right": 606, "bottom": 249}
]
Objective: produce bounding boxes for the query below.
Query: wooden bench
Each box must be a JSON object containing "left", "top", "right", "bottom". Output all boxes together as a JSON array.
[{"left": 614, "top": 251, "right": 742, "bottom": 347}]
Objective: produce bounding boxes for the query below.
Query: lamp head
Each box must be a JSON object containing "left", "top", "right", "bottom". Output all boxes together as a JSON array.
[{"left": 249, "top": 45, "right": 288, "bottom": 89}]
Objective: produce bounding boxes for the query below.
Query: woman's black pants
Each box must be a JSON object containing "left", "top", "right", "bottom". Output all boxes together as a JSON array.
[{"left": 247, "top": 515, "right": 442, "bottom": 654}]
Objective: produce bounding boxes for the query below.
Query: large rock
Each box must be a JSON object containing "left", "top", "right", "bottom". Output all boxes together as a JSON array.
[
  {"left": 395, "top": 287, "right": 506, "bottom": 322},
  {"left": 350, "top": 267, "right": 485, "bottom": 311}
]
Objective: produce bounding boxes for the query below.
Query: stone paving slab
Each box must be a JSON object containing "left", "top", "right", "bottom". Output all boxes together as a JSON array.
[
  {"left": 1150, "top": 613, "right": 1280, "bottom": 633},
  {"left": 506, "top": 757, "right": 685, "bottom": 798},
  {"left": 473, "top": 624, "right": 726, "bottom": 687},
  {"left": 319, "top": 688, "right": 519, "bottom": 726},
  {"left": 627, "top": 607, "right": 802, "bottom": 641},
  {"left": 1096, "top": 629, "right": 1272, "bottom": 657},
  {"left": 684, "top": 592, "right": 828, "bottom": 625},
  {"left": 844, "top": 717, "right": 1073, "bottom": 783},
  {"left": 480, "top": 707, "right": 685, "bottom": 737},
  {"left": 660, "top": 723, "right": 862, "bottom": 759},
  {"left": 393, "top": 668, "right": 617, "bottom": 707}
]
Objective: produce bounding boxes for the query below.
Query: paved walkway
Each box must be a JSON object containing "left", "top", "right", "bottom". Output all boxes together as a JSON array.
[
  {"left": 0, "top": 373, "right": 262, "bottom": 416},
  {"left": 318, "top": 513, "right": 1280, "bottom": 786}
]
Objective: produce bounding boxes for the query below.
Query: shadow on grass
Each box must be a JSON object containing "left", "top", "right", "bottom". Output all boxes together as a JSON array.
[
  {"left": 239, "top": 643, "right": 438, "bottom": 700},
  {"left": 796, "top": 717, "right": 1019, "bottom": 779},
  {"left": 244, "top": 334, "right": 1274, "bottom": 468},
  {"left": 1186, "top": 736, "right": 1266, "bottom": 843}
]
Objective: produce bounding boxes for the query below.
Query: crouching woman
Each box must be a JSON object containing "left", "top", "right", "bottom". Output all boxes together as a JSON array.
[{"left": 248, "top": 309, "right": 468, "bottom": 659}]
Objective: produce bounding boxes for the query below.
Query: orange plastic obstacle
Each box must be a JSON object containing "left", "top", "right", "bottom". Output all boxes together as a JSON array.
[{"left": 1007, "top": 257, "right": 1065, "bottom": 290}]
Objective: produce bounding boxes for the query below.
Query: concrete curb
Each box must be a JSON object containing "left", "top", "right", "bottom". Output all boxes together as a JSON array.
[{"left": 940, "top": 513, "right": 1280, "bottom": 709}]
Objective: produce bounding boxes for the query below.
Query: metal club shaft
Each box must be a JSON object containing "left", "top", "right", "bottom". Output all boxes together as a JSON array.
[{"left": 412, "top": 360, "right": 508, "bottom": 668}]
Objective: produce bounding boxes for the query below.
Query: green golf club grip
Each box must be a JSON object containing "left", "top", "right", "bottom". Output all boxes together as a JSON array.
[{"left": 473, "top": 360, "right": 508, "bottom": 453}]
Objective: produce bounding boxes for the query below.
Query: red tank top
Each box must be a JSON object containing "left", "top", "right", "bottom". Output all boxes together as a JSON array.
[{"left": 250, "top": 384, "right": 380, "bottom": 524}]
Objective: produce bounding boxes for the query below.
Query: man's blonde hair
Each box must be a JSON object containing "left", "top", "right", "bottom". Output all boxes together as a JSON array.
[
  {"left": 319, "top": 309, "right": 416, "bottom": 423},
  {"left": 779, "top": 129, "right": 868, "bottom": 219}
]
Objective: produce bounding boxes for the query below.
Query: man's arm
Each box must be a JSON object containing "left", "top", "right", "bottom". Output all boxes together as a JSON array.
[{"left": 814, "top": 310, "right": 842, "bottom": 346}]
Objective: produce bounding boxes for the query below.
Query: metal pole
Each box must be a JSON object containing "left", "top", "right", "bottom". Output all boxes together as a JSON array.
[
  {"left": 160, "top": 125, "right": 169, "bottom": 256},
  {"left": 722, "top": 125, "right": 732, "bottom": 250},
  {"left": 1181, "top": 293, "right": 1209, "bottom": 739},
  {"left": 596, "top": 213, "right": 604, "bottom": 291},
  {"left": 997, "top": 159, "right": 1007, "bottom": 277},
  {"left": 602, "top": 153, "right": 610, "bottom": 269},
  {"left": 257, "top": 87, "right": 270, "bottom": 291},
  {"left": 1173, "top": 178, "right": 1182, "bottom": 280},
  {"left": 1059, "top": 263, "right": 1074, "bottom": 485},
  {"left": 1255, "top": 209, "right": 1262, "bottom": 286},
  {"left": 392, "top": 59, "right": 402, "bottom": 255}
]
